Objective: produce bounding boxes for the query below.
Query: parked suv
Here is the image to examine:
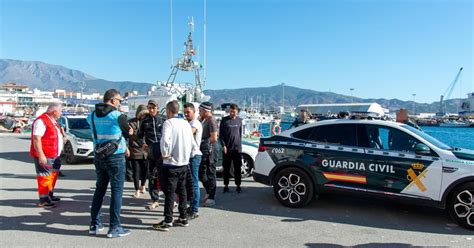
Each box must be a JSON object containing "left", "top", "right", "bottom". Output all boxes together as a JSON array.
[
  {"left": 253, "top": 119, "right": 474, "bottom": 230},
  {"left": 59, "top": 115, "right": 94, "bottom": 164}
]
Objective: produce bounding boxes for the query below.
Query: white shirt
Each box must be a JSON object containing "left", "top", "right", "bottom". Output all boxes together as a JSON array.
[
  {"left": 189, "top": 119, "right": 203, "bottom": 156},
  {"left": 33, "top": 116, "right": 64, "bottom": 156},
  {"left": 160, "top": 117, "right": 198, "bottom": 166}
]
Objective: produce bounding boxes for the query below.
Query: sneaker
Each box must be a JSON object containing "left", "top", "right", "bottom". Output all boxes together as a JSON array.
[
  {"left": 89, "top": 223, "right": 104, "bottom": 235},
  {"left": 152, "top": 220, "right": 173, "bottom": 232},
  {"left": 188, "top": 212, "right": 199, "bottom": 220},
  {"left": 223, "top": 186, "right": 229, "bottom": 193},
  {"left": 107, "top": 226, "right": 131, "bottom": 238},
  {"left": 38, "top": 201, "right": 56, "bottom": 208},
  {"left": 133, "top": 191, "right": 140, "bottom": 198},
  {"left": 203, "top": 199, "right": 215, "bottom": 207},
  {"left": 145, "top": 201, "right": 159, "bottom": 210},
  {"left": 173, "top": 202, "right": 178, "bottom": 209},
  {"left": 50, "top": 196, "right": 61, "bottom": 202},
  {"left": 236, "top": 186, "right": 242, "bottom": 193},
  {"left": 173, "top": 218, "right": 189, "bottom": 227}
]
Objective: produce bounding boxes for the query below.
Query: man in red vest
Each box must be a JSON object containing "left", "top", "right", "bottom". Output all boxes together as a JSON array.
[{"left": 30, "top": 102, "right": 64, "bottom": 208}]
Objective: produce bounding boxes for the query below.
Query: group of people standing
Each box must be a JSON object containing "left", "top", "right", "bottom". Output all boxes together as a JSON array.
[{"left": 29, "top": 88, "right": 244, "bottom": 238}]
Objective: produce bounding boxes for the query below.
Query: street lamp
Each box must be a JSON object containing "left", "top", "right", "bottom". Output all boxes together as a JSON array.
[
  {"left": 350, "top": 88, "right": 354, "bottom": 103},
  {"left": 412, "top": 93, "right": 416, "bottom": 115},
  {"left": 281, "top": 83, "right": 285, "bottom": 111}
]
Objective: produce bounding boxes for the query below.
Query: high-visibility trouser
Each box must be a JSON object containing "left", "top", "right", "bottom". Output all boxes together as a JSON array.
[{"left": 33, "top": 157, "right": 61, "bottom": 203}]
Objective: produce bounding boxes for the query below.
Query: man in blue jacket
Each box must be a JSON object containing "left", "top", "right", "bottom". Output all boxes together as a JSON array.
[{"left": 87, "top": 89, "right": 131, "bottom": 238}]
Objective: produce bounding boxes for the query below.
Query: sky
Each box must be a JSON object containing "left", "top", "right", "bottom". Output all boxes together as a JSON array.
[{"left": 0, "top": 0, "right": 472, "bottom": 103}]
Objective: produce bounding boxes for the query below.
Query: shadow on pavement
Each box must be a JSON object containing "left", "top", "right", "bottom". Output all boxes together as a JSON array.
[
  {"left": 305, "top": 243, "right": 422, "bottom": 248},
  {"left": 0, "top": 152, "right": 33, "bottom": 164},
  {"left": 0, "top": 189, "right": 160, "bottom": 236},
  {"left": 212, "top": 183, "right": 472, "bottom": 235}
]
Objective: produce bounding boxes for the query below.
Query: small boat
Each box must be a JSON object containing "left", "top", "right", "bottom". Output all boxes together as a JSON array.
[{"left": 439, "top": 121, "right": 471, "bottom": 128}]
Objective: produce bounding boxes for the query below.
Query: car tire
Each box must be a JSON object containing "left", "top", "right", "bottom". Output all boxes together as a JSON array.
[
  {"left": 64, "top": 142, "right": 77, "bottom": 164},
  {"left": 230, "top": 154, "right": 254, "bottom": 178},
  {"left": 447, "top": 182, "right": 474, "bottom": 230},
  {"left": 273, "top": 167, "right": 314, "bottom": 208}
]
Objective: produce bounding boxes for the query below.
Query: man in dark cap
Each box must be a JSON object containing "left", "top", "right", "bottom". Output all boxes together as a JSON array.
[
  {"left": 198, "top": 102, "right": 219, "bottom": 207},
  {"left": 138, "top": 99, "right": 165, "bottom": 209}
]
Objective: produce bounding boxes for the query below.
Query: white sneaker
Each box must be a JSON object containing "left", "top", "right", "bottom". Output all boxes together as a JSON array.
[
  {"left": 203, "top": 199, "right": 215, "bottom": 207},
  {"left": 133, "top": 191, "right": 140, "bottom": 198}
]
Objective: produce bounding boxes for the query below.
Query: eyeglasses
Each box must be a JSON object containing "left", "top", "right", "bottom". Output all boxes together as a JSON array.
[
  {"left": 114, "top": 98, "right": 123, "bottom": 103},
  {"left": 147, "top": 106, "right": 157, "bottom": 109}
]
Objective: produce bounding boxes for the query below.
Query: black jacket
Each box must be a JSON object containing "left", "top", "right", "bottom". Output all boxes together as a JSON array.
[
  {"left": 93, "top": 103, "right": 129, "bottom": 139},
  {"left": 137, "top": 114, "right": 165, "bottom": 146}
]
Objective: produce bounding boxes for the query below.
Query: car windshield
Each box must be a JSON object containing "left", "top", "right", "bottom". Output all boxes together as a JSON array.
[
  {"left": 67, "top": 118, "right": 90, "bottom": 130},
  {"left": 401, "top": 124, "right": 452, "bottom": 150}
]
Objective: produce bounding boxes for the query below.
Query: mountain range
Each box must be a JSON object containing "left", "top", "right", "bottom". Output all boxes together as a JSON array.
[{"left": 0, "top": 58, "right": 464, "bottom": 113}]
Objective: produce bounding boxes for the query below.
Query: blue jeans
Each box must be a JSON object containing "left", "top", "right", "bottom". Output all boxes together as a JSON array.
[
  {"left": 190, "top": 155, "right": 202, "bottom": 213},
  {"left": 90, "top": 154, "right": 125, "bottom": 229}
]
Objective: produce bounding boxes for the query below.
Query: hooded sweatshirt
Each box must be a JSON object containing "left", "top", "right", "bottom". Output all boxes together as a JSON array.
[{"left": 93, "top": 103, "right": 129, "bottom": 139}]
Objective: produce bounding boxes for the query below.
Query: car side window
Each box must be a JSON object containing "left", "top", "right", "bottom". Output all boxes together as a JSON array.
[
  {"left": 364, "top": 125, "right": 421, "bottom": 154},
  {"left": 309, "top": 124, "right": 357, "bottom": 146},
  {"left": 291, "top": 127, "right": 315, "bottom": 140}
]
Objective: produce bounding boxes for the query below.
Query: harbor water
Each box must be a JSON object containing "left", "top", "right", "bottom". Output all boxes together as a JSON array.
[{"left": 259, "top": 123, "right": 474, "bottom": 150}]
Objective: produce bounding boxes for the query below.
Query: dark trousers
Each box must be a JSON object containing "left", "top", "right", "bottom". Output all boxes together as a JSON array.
[
  {"left": 147, "top": 158, "right": 162, "bottom": 202},
  {"left": 185, "top": 164, "right": 194, "bottom": 202},
  {"left": 130, "top": 159, "right": 147, "bottom": 191},
  {"left": 223, "top": 150, "right": 242, "bottom": 186},
  {"left": 199, "top": 154, "right": 216, "bottom": 200},
  {"left": 159, "top": 165, "right": 187, "bottom": 223},
  {"left": 90, "top": 154, "right": 125, "bottom": 229},
  {"left": 125, "top": 158, "right": 133, "bottom": 182}
]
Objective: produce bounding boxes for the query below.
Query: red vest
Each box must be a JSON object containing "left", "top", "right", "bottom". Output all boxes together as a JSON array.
[{"left": 30, "top": 113, "right": 61, "bottom": 158}]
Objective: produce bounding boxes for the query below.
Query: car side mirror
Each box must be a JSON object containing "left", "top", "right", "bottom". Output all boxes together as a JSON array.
[{"left": 415, "top": 143, "right": 430, "bottom": 155}]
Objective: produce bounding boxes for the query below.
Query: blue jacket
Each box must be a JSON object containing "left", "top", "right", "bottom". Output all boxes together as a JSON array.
[{"left": 87, "top": 103, "right": 129, "bottom": 155}]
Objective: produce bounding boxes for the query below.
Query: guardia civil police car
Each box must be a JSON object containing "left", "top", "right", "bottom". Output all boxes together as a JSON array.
[
  {"left": 59, "top": 115, "right": 94, "bottom": 164},
  {"left": 253, "top": 119, "right": 474, "bottom": 230}
]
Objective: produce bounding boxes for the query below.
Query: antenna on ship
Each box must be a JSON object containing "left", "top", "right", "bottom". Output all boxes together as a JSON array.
[
  {"left": 203, "top": 0, "right": 207, "bottom": 85},
  {"left": 170, "top": 0, "right": 174, "bottom": 67}
]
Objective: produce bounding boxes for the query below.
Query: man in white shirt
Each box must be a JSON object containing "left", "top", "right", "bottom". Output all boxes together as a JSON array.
[
  {"left": 30, "top": 102, "right": 64, "bottom": 208},
  {"left": 153, "top": 100, "right": 197, "bottom": 231},
  {"left": 183, "top": 102, "right": 202, "bottom": 219}
]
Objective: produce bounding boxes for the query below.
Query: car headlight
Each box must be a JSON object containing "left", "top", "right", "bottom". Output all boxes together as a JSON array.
[{"left": 76, "top": 137, "right": 91, "bottom": 143}]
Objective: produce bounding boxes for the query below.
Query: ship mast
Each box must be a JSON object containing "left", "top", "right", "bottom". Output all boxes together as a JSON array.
[{"left": 165, "top": 17, "right": 204, "bottom": 99}]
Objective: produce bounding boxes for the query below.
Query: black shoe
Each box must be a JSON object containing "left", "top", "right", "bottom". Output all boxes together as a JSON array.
[
  {"left": 59, "top": 171, "right": 65, "bottom": 177},
  {"left": 173, "top": 218, "right": 189, "bottom": 227},
  {"left": 188, "top": 212, "right": 199, "bottom": 220},
  {"left": 223, "top": 186, "right": 229, "bottom": 193},
  {"left": 152, "top": 220, "right": 173, "bottom": 232},
  {"left": 38, "top": 201, "right": 56, "bottom": 208},
  {"left": 236, "top": 186, "right": 242, "bottom": 193},
  {"left": 50, "top": 196, "right": 61, "bottom": 202}
]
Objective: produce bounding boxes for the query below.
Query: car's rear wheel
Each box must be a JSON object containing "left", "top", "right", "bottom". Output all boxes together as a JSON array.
[
  {"left": 64, "top": 142, "right": 77, "bottom": 164},
  {"left": 447, "top": 182, "right": 474, "bottom": 230},
  {"left": 230, "top": 154, "right": 254, "bottom": 178},
  {"left": 273, "top": 167, "right": 314, "bottom": 208}
]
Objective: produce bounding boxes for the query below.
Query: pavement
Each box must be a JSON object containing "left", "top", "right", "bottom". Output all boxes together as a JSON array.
[{"left": 0, "top": 133, "right": 473, "bottom": 248}]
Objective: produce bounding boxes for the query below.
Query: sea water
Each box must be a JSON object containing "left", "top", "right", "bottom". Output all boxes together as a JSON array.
[{"left": 258, "top": 123, "right": 474, "bottom": 150}]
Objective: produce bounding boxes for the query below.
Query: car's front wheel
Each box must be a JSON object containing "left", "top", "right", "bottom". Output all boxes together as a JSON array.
[
  {"left": 230, "top": 154, "right": 254, "bottom": 178},
  {"left": 447, "top": 182, "right": 474, "bottom": 230},
  {"left": 63, "top": 142, "right": 78, "bottom": 164},
  {"left": 273, "top": 167, "right": 314, "bottom": 208}
]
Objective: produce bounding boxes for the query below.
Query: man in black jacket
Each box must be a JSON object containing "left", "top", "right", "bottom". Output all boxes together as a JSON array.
[
  {"left": 137, "top": 99, "right": 165, "bottom": 209},
  {"left": 219, "top": 103, "right": 243, "bottom": 193}
]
